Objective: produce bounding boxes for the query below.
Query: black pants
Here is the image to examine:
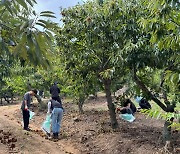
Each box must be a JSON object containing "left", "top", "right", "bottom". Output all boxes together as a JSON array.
[
  {"left": 22, "top": 110, "right": 30, "bottom": 129},
  {"left": 120, "top": 108, "right": 133, "bottom": 114},
  {"left": 52, "top": 96, "right": 61, "bottom": 103}
]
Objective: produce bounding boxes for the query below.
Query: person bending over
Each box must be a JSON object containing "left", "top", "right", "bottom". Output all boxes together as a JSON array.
[{"left": 21, "top": 89, "right": 37, "bottom": 131}]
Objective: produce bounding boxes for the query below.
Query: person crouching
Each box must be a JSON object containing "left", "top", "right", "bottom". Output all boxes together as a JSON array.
[
  {"left": 47, "top": 99, "right": 63, "bottom": 139},
  {"left": 117, "top": 99, "right": 136, "bottom": 115}
]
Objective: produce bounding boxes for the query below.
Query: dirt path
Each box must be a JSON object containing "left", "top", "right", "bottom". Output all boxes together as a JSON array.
[{"left": 0, "top": 104, "right": 80, "bottom": 154}]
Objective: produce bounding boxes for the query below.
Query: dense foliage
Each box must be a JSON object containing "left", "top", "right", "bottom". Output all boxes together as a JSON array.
[{"left": 0, "top": 0, "right": 57, "bottom": 99}]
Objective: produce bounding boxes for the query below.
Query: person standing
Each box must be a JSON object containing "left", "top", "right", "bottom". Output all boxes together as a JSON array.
[
  {"left": 21, "top": 89, "right": 37, "bottom": 131},
  {"left": 47, "top": 99, "right": 63, "bottom": 139},
  {"left": 50, "top": 82, "right": 61, "bottom": 103}
]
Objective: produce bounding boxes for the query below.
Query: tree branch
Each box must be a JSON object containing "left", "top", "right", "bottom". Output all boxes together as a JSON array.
[
  {"left": 132, "top": 68, "right": 168, "bottom": 112},
  {"left": 160, "top": 63, "right": 175, "bottom": 103}
]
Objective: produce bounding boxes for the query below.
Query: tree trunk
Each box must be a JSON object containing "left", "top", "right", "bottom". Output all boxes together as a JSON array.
[
  {"left": 163, "top": 120, "right": 171, "bottom": 142},
  {"left": 35, "top": 95, "right": 43, "bottom": 104},
  {"left": 163, "top": 120, "right": 173, "bottom": 151},
  {"left": 11, "top": 94, "right": 14, "bottom": 103},
  {"left": 35, "top": 95, "right": 47, "bottom": 111},
  {"left": 104, "top": 79, "right": 118, "bottom": 129},
  {"left": 93, "top": 92, "right": 98, "bottom": 100},
  {"left": 4, "top": 96, "right": 10, "bottom": 104},
  {"left": 78, "top": 96, "right": 85, "bottom": 114}
]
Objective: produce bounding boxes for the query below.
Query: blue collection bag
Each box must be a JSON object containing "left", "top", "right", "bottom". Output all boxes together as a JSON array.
[
  {"left": 135, "top": 96, "right": 142, "bottom": 103},
  {"left": 21, "top": 110, "right": 35, "bottom": 126},
  {"left": 29, "top": 110, "right": 35, "bottom": 120},
  {"left": 41, "top": 114, "right": 51, "bottom": 134},
  {"left": 120, "top": 113, "right": 135, "bottom": 122}
]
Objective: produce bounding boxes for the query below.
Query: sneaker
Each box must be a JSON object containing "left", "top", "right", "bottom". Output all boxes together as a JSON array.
[
  {"left": 55, "top": 133, "right": 59, "bottom": 139},
  {"left": 52, "top": 133, "right": 59, "bottom": 139},
  {"left": 24, "top": 128, "right": 31, "bottom": 131}
]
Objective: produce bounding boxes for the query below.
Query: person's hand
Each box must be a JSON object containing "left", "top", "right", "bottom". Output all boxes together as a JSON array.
[
  {"left": 116, "top": 107, "right": 121, "bottom": 113},
  {"left": 24, "top": 106, "right": 28, "bottom": 111},
  {"left": 116, "top": 107, "right": 121, "bottom": 112}
]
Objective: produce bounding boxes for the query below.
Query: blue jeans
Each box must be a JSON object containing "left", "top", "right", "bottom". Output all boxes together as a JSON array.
[{"left": 51, "top": 108, "right": 63, "bottom": 133}]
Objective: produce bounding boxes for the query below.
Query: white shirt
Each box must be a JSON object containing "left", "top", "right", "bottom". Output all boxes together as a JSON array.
[{"left": 47, "top": 101, "right": 52, "bottom": 114}]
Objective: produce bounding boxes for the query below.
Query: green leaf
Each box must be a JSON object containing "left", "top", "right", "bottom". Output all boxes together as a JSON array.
[
  {"left": 32, "top": 10, "right": 36, "bottom": 15},
  {"left": 20, "top": 21, "right": 29, "bottom": 31},
  {"left": 4, "top": 3, "right": 13, "bottom": 15},
  {"left": 158, "top": 41, "right": 164, "bottom": 50},
  {"left": 156, "top": 112, "right": 162, "bottom": 119},
  {"left": 150, "top": 32, "right": 157, "bottom": 44},
  {"left": 21, "top": 45, "right": 28, "bottom": 59},
  {"left": 27, "top": 34, "right": 34, "bottom": 48},
  {"left": 16, "top": 0, "right": 28, "bottom": 10},
  {"left": 13, "top": 33, "right": 27, "bottom": 58},
  {"left": 40, "top": 13, "right": 56, "bottom": 18},
  {"left": 18, "top": 16, "right": 28, "bottom": 21},
  {"left": 45, "top": 30, "right": 53, "bottom": 38},
  {"left": 31, "top": 0, "right": 37, "bottom": 4},
  {"left": 166, "top": 22, "right": 176, "bottom": 31},
  {"left": 170, "top": 73, "right": 179, "bottom": 85},
  {"left": 26, "top": 0, "right": 34, "bottom": 7},
  {"left": 40, "top": 11, "right": 55, "bottom": 14},
  {"left": 38, "top": 19, "right": 48, "bottom": 25},
  {"left": 36, "top": 22, "right": 46, "bottom": 29}
]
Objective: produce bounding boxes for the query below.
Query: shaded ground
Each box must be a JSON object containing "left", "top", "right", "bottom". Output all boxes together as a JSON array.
[{"left": 0, "top": 95, "right": 179, "bottom": 154}]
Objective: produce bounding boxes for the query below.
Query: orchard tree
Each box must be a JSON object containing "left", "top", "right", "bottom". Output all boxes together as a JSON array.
[
  {"left": 65, "top": 64, "right": 102, "bottom": 114},
  {"left": 57, "top": 0, "right": 179, "bottom": 144},
  {"left": 56, "top": 0, "right": 131, "bottom": 128},
  {"left": 118, "top": 0, "right": 180, "bottom": 144},
  {"left": 138, "top": 0, "right": 180, "bottom": 144}
]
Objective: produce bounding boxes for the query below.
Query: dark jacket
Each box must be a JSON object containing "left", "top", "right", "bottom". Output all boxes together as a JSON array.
[
  {"left": 139, "top": 98, "right": 151, "bottom": 109},
  {"left": 121, "top": 99, "right": 137, "bottom": 115},
  {"left": 130, "top": 102, "right": 137, "bottom": 113},
  {"left": 50, "top": 84, "right": 60, "bottom": 97}
]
